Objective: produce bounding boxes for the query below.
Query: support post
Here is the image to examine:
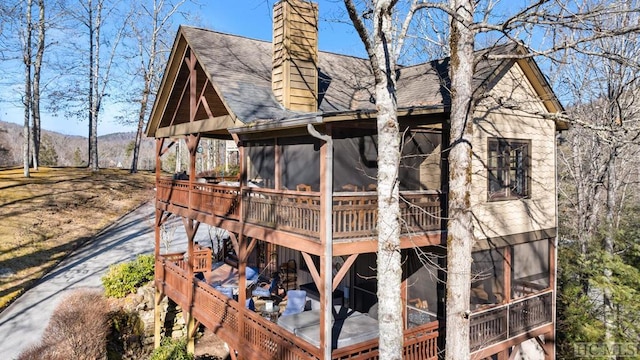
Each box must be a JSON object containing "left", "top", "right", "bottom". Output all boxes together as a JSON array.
[
  {"left": 503, "top": 246, "right": 512, "bottom": 304},
  {"left": 308, "top": 123, "right": 333, "bottom": 360},
  {"left": 154, "top": 287, "right": 163, "bottom": 349},
  {"left": 547, "top": 238, "right": 557, "bottom": 359},
  {"left": 184, "top": 311, "right": 196, "bottom": 354}
]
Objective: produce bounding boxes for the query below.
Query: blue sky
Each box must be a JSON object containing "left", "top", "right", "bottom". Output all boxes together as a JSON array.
[
  {"left": 1, "top": 1, "right": 365, "bottom": 137},
  {"left": 197, "top": 1, "right": 365, "bottom": 56}
]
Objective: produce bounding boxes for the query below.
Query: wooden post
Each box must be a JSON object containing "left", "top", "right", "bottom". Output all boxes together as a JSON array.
[
  {"left": 545, "top": 238, "right": 557, "bottom": 359},
  {"left": 154, "top": 287, "right": 163, "bottom": 348},
  {"left": 184, "top": 311, "right": 196, "bottom": 354},
  {"left": 154, "top": 139, "right": 163, "bottom": 349},
  {"left": 156, "top": 138, "right": 163, "bottom": 186},
  {"left": 308, "top": 123, "right": 333, "bottom": 360},
  {"left": 496, "top": 348, "right": 508, "bottom": 360},
  {"left": 503, "top": 246, "right": 512, "bottom": 304},
  {"left": 236, "top": 138, "right": 247, "bottom": 359}
]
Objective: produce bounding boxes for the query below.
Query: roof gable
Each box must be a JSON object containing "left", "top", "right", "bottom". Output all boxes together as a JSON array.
[{"left": 146, "top": 26, "right": 565, "bottom": 138}]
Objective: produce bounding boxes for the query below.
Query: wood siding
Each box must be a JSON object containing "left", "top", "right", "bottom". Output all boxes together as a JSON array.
[{"left": 471, "top": 63, "right": 557, "bottom": 241}]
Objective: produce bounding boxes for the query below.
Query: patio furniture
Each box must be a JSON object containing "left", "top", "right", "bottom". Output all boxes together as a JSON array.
[
  {"left": 278, "top": 305, "right": 379, "bottom": 349},
  {"left": 281, "top": 290, "right": 307, "bottom": 316}
]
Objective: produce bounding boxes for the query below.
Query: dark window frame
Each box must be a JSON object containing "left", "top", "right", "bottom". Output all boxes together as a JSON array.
[{"left": 487, "top": 138, "right": 531, "bottom": 201}]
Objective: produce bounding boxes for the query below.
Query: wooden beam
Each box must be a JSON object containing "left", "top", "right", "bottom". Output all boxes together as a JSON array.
[
  {"left": 167, "top": 68, "right": 190, "bottom": 129},
  {"left": 301, "top": 251, "right": 321, "bottom": 288},
  {"left": 227, "top": 232, "right": 240, "bottom": 257},
  {"left": 156, "top": 116, "right": 237, "bottom": 138},
  {"left": 186, "top": 133, "right": 201, "bottom": 155},
  {"left": 332, "top": 254, "right": 358, "bottom": 291},
  {"left": 196, "top": 77, "right": 212, "bottom": 116},
  {"left": 146, "top": 35, "right": 187, "bottom": 137},
  {"left": 189, "top": 50, "right": 197, "bottom": 123},
  {"left": 159, "top": 140, "right": 176, "bottom": 156}
]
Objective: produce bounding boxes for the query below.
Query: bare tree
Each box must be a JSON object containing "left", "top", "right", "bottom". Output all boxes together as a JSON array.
[
  {"left": 342, "top": 0, "right": 640, "bottom": 358},
  {"left": 70, "top": 0, "right": 128, "bottom": 171},
  {"left": 557, "top": 15, "right": 640, "bottom": 348},
  {"left": 30, "top": 0, "right": 46, "bottom": 171},
  {"left": 127, "top": 0, "right": 190, "bottom": 173},
  {"left": 21, "top": 0, "right": 34, "bottom": 178},
  {"left": 342, "top": 1, "right": 408, "bottom": 357}
]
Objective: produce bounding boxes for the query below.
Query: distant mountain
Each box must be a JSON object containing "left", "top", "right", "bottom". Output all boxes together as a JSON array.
[{"left": 0, "top": 120, "right": 155, "bottom": 169}]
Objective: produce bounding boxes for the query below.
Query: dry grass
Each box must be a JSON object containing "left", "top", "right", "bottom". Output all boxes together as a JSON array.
[{"left": 0, "top": 167, "right": 155, "bottom": 310}]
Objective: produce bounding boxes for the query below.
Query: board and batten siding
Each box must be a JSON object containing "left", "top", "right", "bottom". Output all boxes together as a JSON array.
[{"left": 470, "top": 62, "right": 557, "bottom": 242}]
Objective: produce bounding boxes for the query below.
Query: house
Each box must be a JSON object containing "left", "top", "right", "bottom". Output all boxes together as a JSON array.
[{"left": 145, "top": 0, "right": 565, "bottom": 359}]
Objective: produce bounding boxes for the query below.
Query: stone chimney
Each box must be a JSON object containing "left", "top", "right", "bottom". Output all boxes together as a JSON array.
[{"left": 272, "top": 0, "right": 318, "bottom": 112}]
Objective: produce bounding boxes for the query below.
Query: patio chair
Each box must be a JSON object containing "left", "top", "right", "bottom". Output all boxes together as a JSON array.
[
  {"left": 281, "top": 290, "right": 307, "bottom": 317},
  {"left": 341, "top": 184, "right": 359, "bottom": 192},
  {"left": 296, "top": 184, "right": 312, "bottom": 191}
]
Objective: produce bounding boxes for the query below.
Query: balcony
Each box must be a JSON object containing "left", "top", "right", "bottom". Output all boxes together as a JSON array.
[
  {"left": 156, "top": 178, "right": 444, "bottom": 242},
  {"left": 469, "top": 290, "right": 553, "bottom": 352},
  {"left": 156, "top": 255, "right": 439, "bottom": 360}
]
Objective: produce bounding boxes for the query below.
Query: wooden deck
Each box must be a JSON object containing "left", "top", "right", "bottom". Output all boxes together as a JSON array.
[
  {"left": 156, "top": 179, "right": 444, "bottom": 241},
  {"left": 156, "top": 255, "right": 439, "bottom": 360},
  {"left": 157, "top": 253, "right": 553, "bottom": 358}
]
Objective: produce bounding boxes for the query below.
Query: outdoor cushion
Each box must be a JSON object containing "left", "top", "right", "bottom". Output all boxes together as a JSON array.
[{"left": 281, "top": 290, "right": 307, "bottom": 316}]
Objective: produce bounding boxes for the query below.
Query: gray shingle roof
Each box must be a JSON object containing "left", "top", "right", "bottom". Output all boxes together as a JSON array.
[{"left": 180, "top": 26, "right": 524, "bottom": 123}]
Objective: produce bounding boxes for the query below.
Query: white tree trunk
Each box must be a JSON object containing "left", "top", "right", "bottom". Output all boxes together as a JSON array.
[
  {"left": 30, "top": 0, "right": 45, "bottom": 171},
  {"left": 445, "top": 0, "right": 475, "bottom": 359},
  {"left": 369, "top": 1, "right": 404, "bottom": 358},
  {"left": 22, "top": 0, "right": 33, "bottom": 178}
]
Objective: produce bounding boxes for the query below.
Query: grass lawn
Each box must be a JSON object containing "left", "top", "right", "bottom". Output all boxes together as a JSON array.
[{"left": 0, "top": 167, "right": 155, "bottom": 310}]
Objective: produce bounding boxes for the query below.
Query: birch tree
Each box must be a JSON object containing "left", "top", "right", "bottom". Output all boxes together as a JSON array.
[{"left": 343, "top": 0, "right": 640, "bottom": 359}]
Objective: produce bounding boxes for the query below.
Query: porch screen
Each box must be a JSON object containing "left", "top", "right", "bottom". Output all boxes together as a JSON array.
[
  {"left": 470, "top": 249, "right": 505, "bottom": 308},
  {"left": 247, "top": 140, "right": 275, "bottom": 189},
  {"left": 512, "top": 239, "right": 550, "bottom": 297},
  {"left": 278, "top": 136, "right": 320, "bottom": 191},
  {"left": 405, "top": 250, "right": 438, "bottom": 328}
]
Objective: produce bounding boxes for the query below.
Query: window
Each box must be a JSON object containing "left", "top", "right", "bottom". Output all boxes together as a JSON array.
[{"left": 487, "top": 138, "right": 530, "bottom": 200}]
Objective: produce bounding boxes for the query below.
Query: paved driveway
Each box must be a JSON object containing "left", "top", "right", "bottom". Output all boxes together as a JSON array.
[{"left": 0, "top": 202, "right": 158, "bottom": 359}]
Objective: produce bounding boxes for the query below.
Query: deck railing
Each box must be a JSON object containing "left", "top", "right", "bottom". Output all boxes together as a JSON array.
[
  {"left": 244, "top": 188, "right": 321, "bottom": 238},
  {"left": 331, "top": 321, "right": 439, "bottom": 360},
  {"left": 157, "top": 179, "right": 443, "bottom": 240},
  {"left": 469, "top": 290, "right": 553, "bottom": 351},
  {"left": 157, "top": 178, "right": 241, "bottom": 219},
  {"left": 157, "top": 257, "right": 439, "bottom": 360}
]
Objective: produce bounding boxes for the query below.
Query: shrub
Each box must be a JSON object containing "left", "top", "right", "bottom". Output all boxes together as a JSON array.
[
  {"left": 18, "top": 290, "right": 110, "bottom": 359},
  {"left": 149, "top": 337, "right": 194, "bottom": 360},
  {"left": 106, "top": 309, "right": 149, "bottom": 360},
  {"left": 102, "top": 254, "right": 154, "bottom": 298}
]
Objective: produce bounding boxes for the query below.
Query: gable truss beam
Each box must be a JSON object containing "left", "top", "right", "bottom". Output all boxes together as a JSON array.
[{"left": 156, "top": 115, "right": 236, "bottom": 137}]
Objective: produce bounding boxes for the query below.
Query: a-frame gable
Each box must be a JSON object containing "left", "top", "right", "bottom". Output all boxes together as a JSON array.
[
  {"left": 473, "top": 45, "right": 567, "bottom": 131},
  {"left": 146, "top": 27, "right": 241, "bottom": 139}
]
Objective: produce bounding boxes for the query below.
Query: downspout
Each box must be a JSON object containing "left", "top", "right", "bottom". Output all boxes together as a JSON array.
[{"left": 307, "top": 122, "right": 333, "bottom": 360}]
